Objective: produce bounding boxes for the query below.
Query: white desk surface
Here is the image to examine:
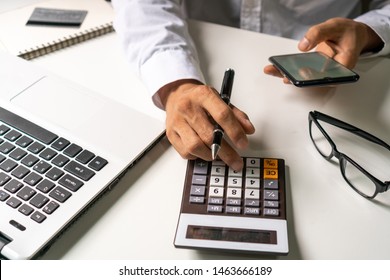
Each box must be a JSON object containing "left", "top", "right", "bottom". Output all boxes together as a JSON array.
[{"left": 31, "top": 20, "right": 390, "bottom": 260}]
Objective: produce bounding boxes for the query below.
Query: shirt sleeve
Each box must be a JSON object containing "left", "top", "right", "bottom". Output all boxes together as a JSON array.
[
  {"left": 112, "top": 0, "right": 205, "bottom": 109},
  {"left": 354, "top": 3, "right": 390, "bottom": 56}
]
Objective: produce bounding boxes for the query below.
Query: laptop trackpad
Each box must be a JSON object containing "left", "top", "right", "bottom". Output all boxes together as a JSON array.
[{"left": 10, "top": 76, "right": 105, "bottom": 130}]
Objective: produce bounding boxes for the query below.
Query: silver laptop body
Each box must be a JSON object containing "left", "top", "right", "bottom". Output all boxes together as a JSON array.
[{"left": 0, "top": 52, "right": 165, "bottom": 259}]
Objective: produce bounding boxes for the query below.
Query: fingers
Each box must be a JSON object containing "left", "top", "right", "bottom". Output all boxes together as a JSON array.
[
  {"left": 263, "top": 65, "right": 294, "bottom": 84},
  {"left": 164, "top": 82, "right": 254, "bottom": 170},
  {"left": 298, "top": 18, "right": 365, "bottom": 69}
]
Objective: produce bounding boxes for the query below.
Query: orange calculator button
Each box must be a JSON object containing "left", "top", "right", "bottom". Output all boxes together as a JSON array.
[
  {"left": 264, "top": 159, "right": 278, "bottom": 169},
  {"left": 264, "top": 169, "right": 278, "bottom": 179}
]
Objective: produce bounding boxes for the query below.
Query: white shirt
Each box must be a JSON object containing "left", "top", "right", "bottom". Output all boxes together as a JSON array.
[{"left": 112, "top": 0, "right": 390, "bottom": 108}]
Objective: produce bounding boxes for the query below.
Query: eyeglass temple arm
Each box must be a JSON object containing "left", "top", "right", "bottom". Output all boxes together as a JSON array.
[{"left": 313, "top": 111, "right": 390, "bottom": 151}]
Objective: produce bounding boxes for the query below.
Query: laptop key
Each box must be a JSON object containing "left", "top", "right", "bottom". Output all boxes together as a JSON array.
[
  {"left": 65, "top": 161, "right": 95, "bottom": 181},
  {"left": 33, "top": 160, "right": 52, "bottom": 174},
  {"left": 4, "top": 179, "right": 23, "bottom": 193},
  {"left": 0, "top": 141, "right": 15, "bottom": 154},
  {"left": 0, "top": 107, "right": 58, "bottom": 144},
  {"left": 51, "top": 137, "right": 70, "bottom": 151},
  {"left": 17, "top": 186, "right": 37, "bottom": 201},
  {"left": 19, "top": 204, "right": 34, "bottom": 216},
  {"left": 23, "top": 172, "right": 43, "bottom": 186},
  {"left": 75, "top": 150, "right": 95, "bottom": 164},
  {"left": 36, "top": 179, "right": 55, "bottom": 193},
  {"left": 31, "top": 211, "right": 46, "bottom": 223},
  {"left": 0, "top": 124, "right": 10, "bottom": 135},
  {"left": 15, "top": 135, "right": 33, "bottom": 148},
  {"left": 51, "top": 154, "right": 69, "bottom": 167},
  {"left": 0, "top": 172, "right": 11, "bottom": 186},
  {"left": 49, "top": 186, "right": 72, "bottom": 202},
  {"left": 11, "top": 165, "right": 30, "bottom": 179},
  {"left": 59, "top": 173, "right": 83, "bottom": 191},
  {"left": 21, "top": 154, "right": 39, "bottom": 167},
  {"left": 0, "top": 158, "right": 18, "bottom": 172},
  {"left": 43, "top": 201, "right": 59, "bottom": 214},
  {"left": 63, "top": 143, "right": 82, "bottom": 157},
  {"left": 88, "top": 156, "right": 108, "bottom": 171},
  {"left": 4, "top": 130, "right": 21, "bottom": 142},
  {"left": 27, "top": 142, "right": 45, "bottom": 154},
  {"left": 0, "top": 190, "right": 10, "bottom": 201},
  {"left": 9, "top": 148, "right": 27, "bottom": 161},
  {"left": 6, "top": 197, "right": 22, "bottom": 208},
  {"left": 30, "top": 193, "right": 49, "bottom": 208}
]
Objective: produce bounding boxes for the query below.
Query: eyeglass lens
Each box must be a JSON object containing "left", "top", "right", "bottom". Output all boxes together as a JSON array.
[
  {"left": 310, "top": 118, "right": 378, "bottom": 198},
  {"left": 342, "top": 158, "right": 377, "bottom": 198},
  {"left": 310, "top": 120, "right": 332, "bottom": 158}
]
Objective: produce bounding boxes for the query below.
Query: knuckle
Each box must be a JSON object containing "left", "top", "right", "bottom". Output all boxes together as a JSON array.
[
  {"left": 215, "top": 106, "right": 231, "bottom": 122},
  {"left": 186, "top": 138, "right": 203, "bottom": 155}
]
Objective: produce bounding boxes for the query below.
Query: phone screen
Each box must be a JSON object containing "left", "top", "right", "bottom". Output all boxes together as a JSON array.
[{"left": 269, "top": 52, "right": 359, "bottom": 87}]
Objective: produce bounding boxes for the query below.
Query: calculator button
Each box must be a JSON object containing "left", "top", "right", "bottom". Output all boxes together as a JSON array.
[
  {"left": 244, "top": 207, "right": 260, "bottom": 215},
  {"left": 209, "top": 187, "right": 223, "bottom": 197},
  {"left": 211, "top": 166, "right": 225, "bottom": 176},
  {"left": 193, "top": 160, "right": 209, "bottom": 174},
  {"left": 192, "top": 174, "right": 207, "bottom": 185},
  {"left": 226, "top": 206, "right": 241, "bottom": 214},
  {"left": 245, "top": 199, "right": 260, "bottom": 207},
  {"left": 245, "top": 189, "right": 260, "bottom": 200},
  {"left": 264, "top": 190, "right": 279, "bottom": 200},
  {"left": 245, "top": 178, "right": 260, "bottom": 189},
  {"left": 207, "top": 205, "right": 223, "bottom": 213},
  {"left": 226, "top": 187, "right": 242, "bottom": 199},
  {"left": 264, "top": 169, "right": 278, "bottom": 179},
  {"left": 245, "top": 167, "right": 260, "bottom": 178},
  {"left": 227, "top": 177, "right": 242, "bottom": 187},
  {"left": 246, "top": 158, "right": 261, "bottom": 168},
  {"left": 264, "top": 159, "right": 278, "bottom": 169},
  {"left": 264, "top": 208, "right": 280, "bottom": 216},
  {"left": 190, "top": 185, "right": 206, "bottom": 196},
  {"left": 228, "top": 168, "right": 242, "bottom": 177},
  {"left": 209, "top": 186, "right": 224, "bottom": 198},
  {"left": 226, "top": 198, "right": 241, "bottom": 206},
  {"left": 209, "top": 176, "right": 224, "bottom": 187},
  {"left": 189, "top": 196, "right": 205, "bottom": 204},
  {"left": 209, "top": 197, "right": 223, "bottom": 205},
  {"left": 264, "top": 200, "right": 279, "bottom": 208},
  {"left": 264, "top": 179, "right": 279, "bottom": 189}
]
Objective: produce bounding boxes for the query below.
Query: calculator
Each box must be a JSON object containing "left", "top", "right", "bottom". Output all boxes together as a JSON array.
[{"left": 174, "top": 157, "right": 289, "bottom": 255}]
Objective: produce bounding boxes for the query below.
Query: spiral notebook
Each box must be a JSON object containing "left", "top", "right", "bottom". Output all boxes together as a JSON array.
[{"left": 0, "top": 0, "right": 114, "bottom": 60}]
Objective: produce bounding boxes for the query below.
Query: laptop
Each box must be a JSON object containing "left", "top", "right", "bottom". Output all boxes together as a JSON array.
[{"left": 0, "top": 52, "right": 165, "bottom": 259}]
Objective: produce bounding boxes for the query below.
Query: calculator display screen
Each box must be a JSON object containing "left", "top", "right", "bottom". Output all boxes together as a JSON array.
[{"left": 186, "top": 225, "right": 277, "bottom": 244}]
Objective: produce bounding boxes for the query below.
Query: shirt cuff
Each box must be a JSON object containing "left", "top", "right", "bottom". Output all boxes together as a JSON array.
[
  {"left": 354, "top": 10, "right": 390, "bottom": 56},
  {"left": 141, "top": 49, "right": 205, "bottom": 109}
]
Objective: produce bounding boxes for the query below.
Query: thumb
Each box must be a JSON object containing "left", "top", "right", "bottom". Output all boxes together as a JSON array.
[{"left": 298, "top": 37, "right": 315, "bottom": 52}]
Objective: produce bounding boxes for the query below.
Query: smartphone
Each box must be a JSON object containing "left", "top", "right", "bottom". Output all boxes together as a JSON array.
[{"left": 269, "top": 52, "right": 359, "bottom": 87}]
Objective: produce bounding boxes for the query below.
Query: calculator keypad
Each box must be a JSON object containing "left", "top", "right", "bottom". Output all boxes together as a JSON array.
[{"left": 181, "top": 157, "right": 286, "bottom": 220}]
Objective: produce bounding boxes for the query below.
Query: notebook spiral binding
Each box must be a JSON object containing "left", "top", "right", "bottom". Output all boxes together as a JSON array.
[{"left": 17, "top": 22, "right": 114, "bottom": 61}]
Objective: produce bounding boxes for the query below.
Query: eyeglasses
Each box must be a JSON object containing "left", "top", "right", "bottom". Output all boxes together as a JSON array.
[{"left": 308, "top": 110, "right": 390, "bottom": 199}]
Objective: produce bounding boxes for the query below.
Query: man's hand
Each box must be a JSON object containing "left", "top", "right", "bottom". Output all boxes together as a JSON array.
[
  {"left": 264, "top": 17, "right": 384, "bottom": 80},
  {"left": 161, "top": 80, "right": 255, "bottom": 171}
]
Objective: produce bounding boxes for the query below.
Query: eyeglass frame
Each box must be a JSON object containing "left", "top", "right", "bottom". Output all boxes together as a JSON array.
[{"left": 308, "top": 110, "right": 390, "bottom": 199}]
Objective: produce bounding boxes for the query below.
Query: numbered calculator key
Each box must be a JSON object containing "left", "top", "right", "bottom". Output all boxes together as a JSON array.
[{"left": 175, "top": 157, "right": 289, "bottom": 255}]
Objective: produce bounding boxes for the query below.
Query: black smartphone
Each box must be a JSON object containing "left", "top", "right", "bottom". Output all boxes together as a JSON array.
[{"left": 268, "top": 51, "right": 359, "bottom": 87}]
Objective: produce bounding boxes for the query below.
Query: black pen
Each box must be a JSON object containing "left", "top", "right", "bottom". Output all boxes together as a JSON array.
[{"left": 211, "top": 68, "right": 235, "bottom": 160}]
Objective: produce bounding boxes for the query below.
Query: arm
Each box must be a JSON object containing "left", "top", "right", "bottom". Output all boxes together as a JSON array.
[
  {"left": 112, "top": 0, "right": 255, "bottom": 170},
  {"left": 112, "top": 0, "right": 204, "bottom": 108}
]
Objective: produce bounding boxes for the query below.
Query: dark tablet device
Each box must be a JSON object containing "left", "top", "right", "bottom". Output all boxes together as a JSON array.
[{"left": 269, "top": 52, "right": 359, "bottom": 87}]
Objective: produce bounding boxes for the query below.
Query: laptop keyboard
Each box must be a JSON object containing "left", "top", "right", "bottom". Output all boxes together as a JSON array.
[{"left": 0, "top": 107, "right": 108, "bottom": 226}]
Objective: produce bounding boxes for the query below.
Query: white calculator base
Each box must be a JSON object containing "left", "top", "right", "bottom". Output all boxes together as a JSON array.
[{"left": 174, "top": 213, "right": 289, "bottom": 254}]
